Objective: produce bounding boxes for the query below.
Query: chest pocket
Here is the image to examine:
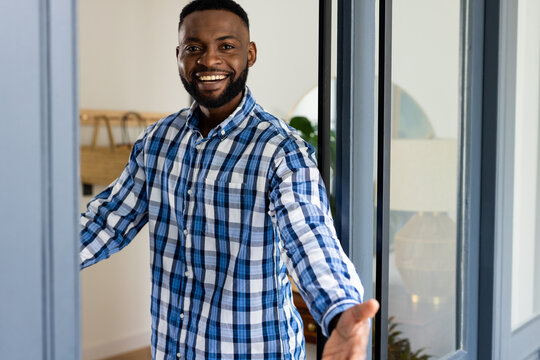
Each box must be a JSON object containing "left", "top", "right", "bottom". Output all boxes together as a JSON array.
[
  {"left": 196, "top": 178, "right": 266, "bottom": 241},
  {"left": 200, "top": 180, "right": 250, "bottom": 225}
]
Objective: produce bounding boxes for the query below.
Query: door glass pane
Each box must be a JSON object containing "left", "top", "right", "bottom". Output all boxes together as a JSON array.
[
  {"left": 388, "top": 0, "right": 462, "bottom": 357},
  {"left": 511, "top": 0, "right": 540, "bottom": 331}
]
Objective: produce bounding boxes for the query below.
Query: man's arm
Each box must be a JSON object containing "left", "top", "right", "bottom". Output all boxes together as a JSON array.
[
  {"left": 268, "top": 136, "right": 366, "bottom": 336},
  {"left": 80, "top": 129, "right": 150, "bottom": 269}
]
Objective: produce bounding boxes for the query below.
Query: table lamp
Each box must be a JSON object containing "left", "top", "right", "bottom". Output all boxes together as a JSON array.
[{"left": 390, "top": 139, "right": 458, "bottom": 303}]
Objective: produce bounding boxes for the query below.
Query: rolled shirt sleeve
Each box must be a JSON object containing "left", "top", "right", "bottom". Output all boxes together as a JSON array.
[{"left": 269, "top": 136, "right": 364, "bottom": 337}]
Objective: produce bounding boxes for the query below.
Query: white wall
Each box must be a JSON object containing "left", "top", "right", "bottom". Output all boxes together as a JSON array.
[
  {"left": 78, "top": 0, "right": 189, "bottom": 113},
  {"left": 236, "top": 0, "right": 319, "bottom": 118}
]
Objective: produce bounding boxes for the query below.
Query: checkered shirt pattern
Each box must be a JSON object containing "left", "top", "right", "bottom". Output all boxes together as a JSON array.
[{"left": 80, "top": 88, "right": 364, "bottom": 360}]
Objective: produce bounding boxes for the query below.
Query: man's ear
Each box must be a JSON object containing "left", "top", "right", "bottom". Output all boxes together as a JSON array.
[
  {"left": 176, "top": 46, "right": 180, "bottom": 59},
  {"left": 248, "top": 41, "right": 257, "bottom": 67}
]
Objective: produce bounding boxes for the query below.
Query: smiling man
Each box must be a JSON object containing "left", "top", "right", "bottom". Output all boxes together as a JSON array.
[{"left": 80, "top": 0, "right": 378, "bottom": 359}]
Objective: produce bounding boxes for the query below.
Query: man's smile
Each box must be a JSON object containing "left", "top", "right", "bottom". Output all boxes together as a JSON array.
[
  {"left": 191, "top": 71, "right": 232, "bottom": 92},
  {"left": 195, "top": 72, "right": 230, "bottom": 82}
]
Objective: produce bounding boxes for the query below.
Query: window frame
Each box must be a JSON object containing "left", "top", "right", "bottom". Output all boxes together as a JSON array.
[
  {"left": 335, "top": 1, "right": 377, "bottom": 360},
  {"left": 489, "top": 0, "right": 540, "bottom": 358}
]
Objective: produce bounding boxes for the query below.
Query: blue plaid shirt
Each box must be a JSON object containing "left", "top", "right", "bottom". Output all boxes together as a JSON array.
[{"left": 80, "top": 88, "right": 364, "bottom": 359}]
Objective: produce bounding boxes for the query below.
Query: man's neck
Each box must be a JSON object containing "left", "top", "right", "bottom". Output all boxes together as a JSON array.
[{"left": 197, "top": 91, "right": 244, "bottom": 138}]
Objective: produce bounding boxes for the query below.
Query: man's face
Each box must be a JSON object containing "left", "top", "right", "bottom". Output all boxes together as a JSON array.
[{"left": 177, "top": 9, "right": 256, "bottom": 109}]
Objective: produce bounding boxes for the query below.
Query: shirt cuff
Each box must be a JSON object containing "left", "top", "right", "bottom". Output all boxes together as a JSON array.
[{"left": 320, "top": 300, "right": 361, "bottom": 337}]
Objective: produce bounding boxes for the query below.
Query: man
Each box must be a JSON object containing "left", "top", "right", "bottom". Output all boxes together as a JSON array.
[{"left": 80, "top": 0, "right": 379, "bottom": 359}]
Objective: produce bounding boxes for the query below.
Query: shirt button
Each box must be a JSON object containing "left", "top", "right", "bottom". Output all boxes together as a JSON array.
[
  {"left": 185, "top": 270, "right": 189, "bottom": 277},
  {"left": 177, "top": 353, "right": 182, "bottom": 358},
  {"left": 183, "top": 229, "right": 188, "bottom": 236},
  {"left": 187, "top": 189, "right": 192, "bottom": 196},
  {"left": 180, "top": 313, "right": 184, "bottom": 319}
]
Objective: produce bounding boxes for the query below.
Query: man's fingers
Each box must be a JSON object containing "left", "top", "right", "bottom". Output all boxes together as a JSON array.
[{"left": 352, "top": 299, "right": 379, "bottom": 321}]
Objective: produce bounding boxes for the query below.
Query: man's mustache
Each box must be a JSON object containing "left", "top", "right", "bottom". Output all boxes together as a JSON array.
[{"left": 192, "top": 65, "right": 233, "bottom": 75}]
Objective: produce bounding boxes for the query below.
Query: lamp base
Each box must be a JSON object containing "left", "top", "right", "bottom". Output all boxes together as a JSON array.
[{"left": 394, "top": 212, "right": 456, "bottom": 299}]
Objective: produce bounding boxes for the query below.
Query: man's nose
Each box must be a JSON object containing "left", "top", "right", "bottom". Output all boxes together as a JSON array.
[{"left": 198, "top": 48, "right": 222, "bottom": 67}]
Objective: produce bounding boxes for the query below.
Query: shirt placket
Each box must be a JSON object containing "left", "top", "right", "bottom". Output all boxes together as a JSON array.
[{"left": 176, "top": 131, "right": 207, "bottom": 359}]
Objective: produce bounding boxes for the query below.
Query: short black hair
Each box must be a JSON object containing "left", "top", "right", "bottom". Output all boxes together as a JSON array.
[{"left": 179, "top": 0, "right": 249, "bottom": 31}]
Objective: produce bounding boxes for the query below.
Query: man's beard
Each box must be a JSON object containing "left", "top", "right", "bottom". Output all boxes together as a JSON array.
[{"left": 180, "top": 63, "right": 249, "bottom": 109}]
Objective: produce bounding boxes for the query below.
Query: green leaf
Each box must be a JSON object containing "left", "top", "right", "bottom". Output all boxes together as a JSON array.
[
  {"left": 289, "top": 116, "right": 315, "bottom": 138},
  {"left": 387, "top": 317, "right": 433, "bottom": 359}
]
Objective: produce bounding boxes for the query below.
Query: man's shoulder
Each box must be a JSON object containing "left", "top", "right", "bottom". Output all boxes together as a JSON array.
[
  {"left": 248, "top": 104, "right": 307, "bottom": 150},
  {"left": 154, "top": 108, "right": 188, "bottom": 130},
  {"left": 247, "top": 104, "right": 317, "bottom": 176},
  {"left": 142, "top": 108, "right": 188, "bottom": 140}
]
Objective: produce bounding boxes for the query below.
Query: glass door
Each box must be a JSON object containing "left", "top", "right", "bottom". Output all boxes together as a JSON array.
[
  {"left": 386, "top": 0, "right": 462, "bottom": 358},
  {"left": 368, "top": 0, "right": 484, "bottom": 358}
]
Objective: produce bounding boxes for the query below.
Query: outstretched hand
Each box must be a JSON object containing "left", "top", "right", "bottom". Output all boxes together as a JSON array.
[{"left": 322, "top": 299, "right": 380, "bottom": 360}]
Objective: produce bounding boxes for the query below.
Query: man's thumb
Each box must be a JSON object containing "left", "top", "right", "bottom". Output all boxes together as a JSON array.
[{"left": 352, "top": 299, "right": 379, "bottom": 321}]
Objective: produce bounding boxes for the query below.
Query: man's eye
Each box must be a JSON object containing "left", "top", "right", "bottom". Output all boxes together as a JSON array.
[
  {"left": 186, "top": 46, "right": 200, "bottom": 52},
  {"left": 222, "top": 44, "right": 234, "bottom": 50}
]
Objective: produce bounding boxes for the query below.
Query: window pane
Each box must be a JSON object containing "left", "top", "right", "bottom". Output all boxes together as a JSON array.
[
  {"left": 511, "top": 0, "right": 540, "bottom": 331},
  {"left": 388, "top": 0, "right": 462, "bottom": 357}
]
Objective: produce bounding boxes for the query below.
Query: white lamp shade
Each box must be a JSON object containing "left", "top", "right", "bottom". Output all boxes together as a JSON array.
[{"left": 390, "top": 139, "right": 458, "bottom": 213}]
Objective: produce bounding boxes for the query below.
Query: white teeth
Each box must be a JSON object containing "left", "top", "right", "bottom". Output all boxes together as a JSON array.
[{"left": 199, "top": 74, "right": 227, "bottom": 81}]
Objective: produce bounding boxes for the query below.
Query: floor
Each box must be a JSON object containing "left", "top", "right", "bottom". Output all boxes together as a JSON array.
[
  {"left": 103, "top": 347, "right": 151, "bottom": 360},
  {"left": 102, "top": 343, "right": 317, "bottom": 360}
]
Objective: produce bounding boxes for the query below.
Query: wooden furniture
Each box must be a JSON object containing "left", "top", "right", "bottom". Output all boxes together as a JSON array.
[
  {"left": 80, "top": 109, "right": 168, "bottom": 127},
  {"left": 102, "top": 346, "right": 151, "bottom": 360},
  {"left": 79, "top": 109, "right": 168, "bottom": 188},
  {"left": 290, "top": 280, "right": 317, "bottom": 344}
]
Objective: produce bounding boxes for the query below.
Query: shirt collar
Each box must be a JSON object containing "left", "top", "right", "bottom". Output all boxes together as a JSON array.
[{"left": 186, "top": 87, "right": 256, "bottom": 139}]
